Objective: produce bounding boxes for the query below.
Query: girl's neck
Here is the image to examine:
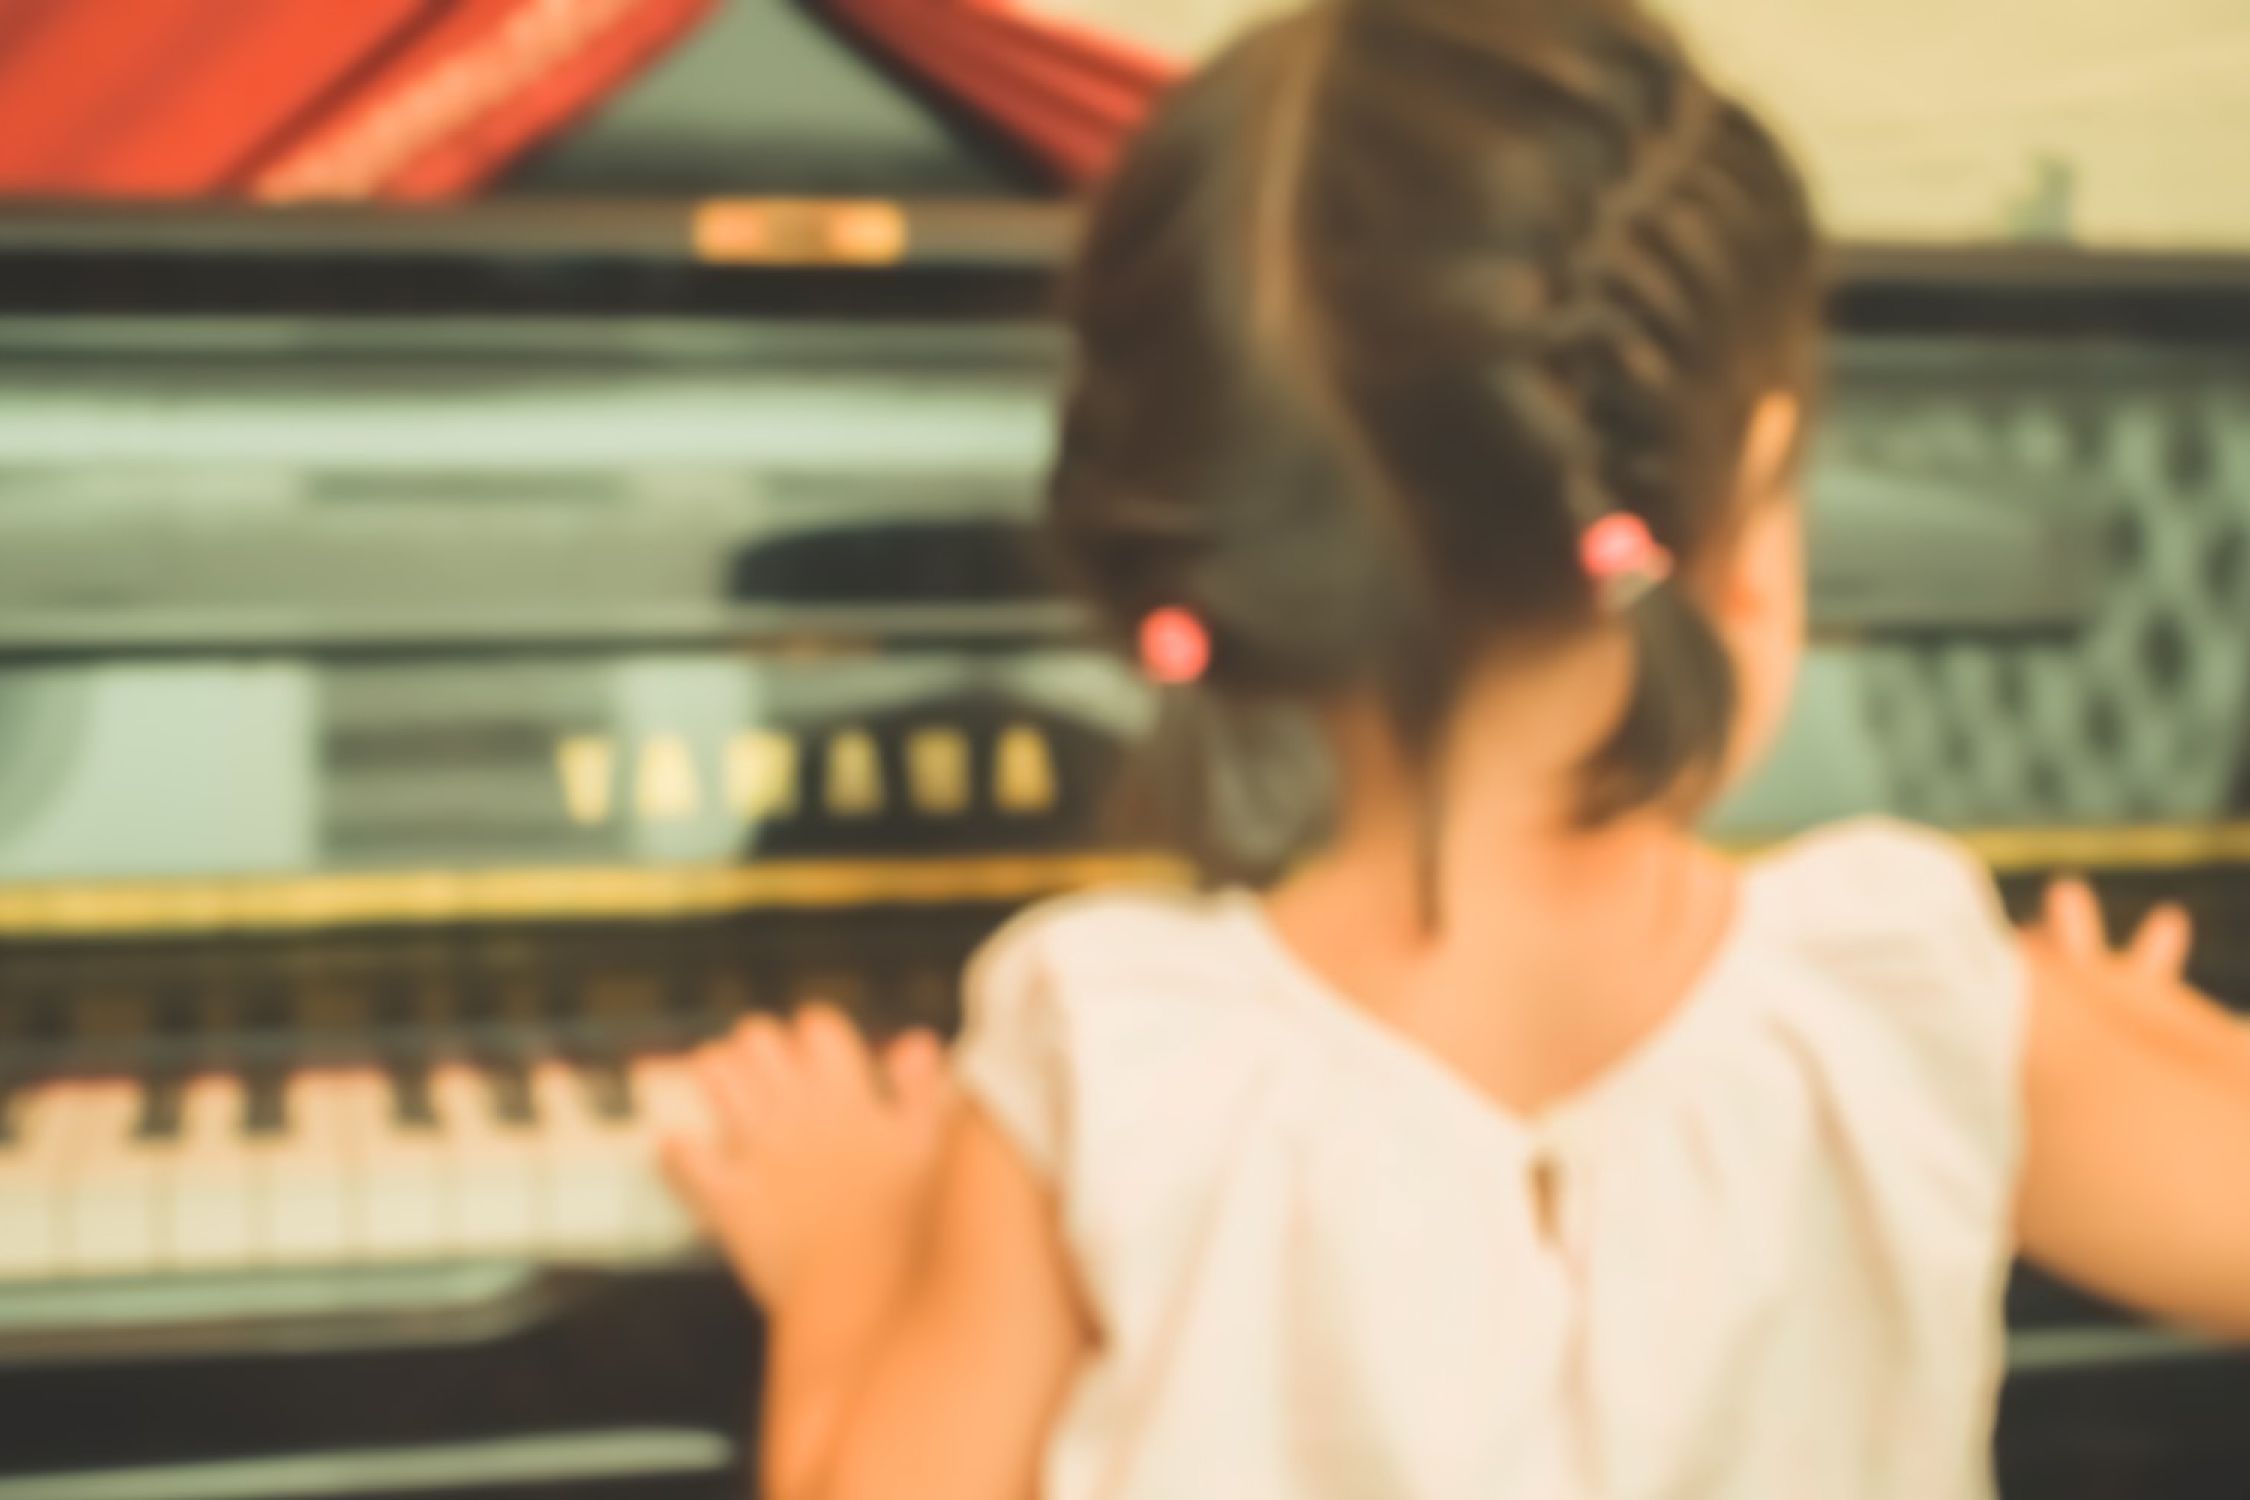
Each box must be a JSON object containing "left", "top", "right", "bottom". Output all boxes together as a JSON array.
[
  {"left": 1261, "top": 654, "right": 1740, "bottom": 1118},
  {"left": 1302, "top": 628, "right": 1678, "bottom": 923}
]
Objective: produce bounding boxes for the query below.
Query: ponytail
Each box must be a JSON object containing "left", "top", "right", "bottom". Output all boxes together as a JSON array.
[
  {"left": 1125, "top": 686, "right": 1337, "bottom": 886},
  {"left": 1582, "top": 580, "right": 1738, "bottom": 823}
]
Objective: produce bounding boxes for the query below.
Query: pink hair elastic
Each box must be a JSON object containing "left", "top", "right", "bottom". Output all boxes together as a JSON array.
[
  {"left": 1138, "top": 606, "right": 1211, "bottom": 685},
  {"left": 1580, "top": 513, "right": 1673, "bottom": 607}
]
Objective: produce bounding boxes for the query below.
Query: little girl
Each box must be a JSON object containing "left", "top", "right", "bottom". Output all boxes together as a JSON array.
[{"left": 663, "top": 0, "right": 2250, "bottom": 1494}]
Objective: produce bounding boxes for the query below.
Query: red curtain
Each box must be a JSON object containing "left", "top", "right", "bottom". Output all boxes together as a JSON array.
[
  {"left": 0, "top": 0, "right": 716, "bottom": 200},
  {"left": 0, "top": 0, "right": 1170, "bottom": 200},
  {"left": 818, "top": 0, "right": 1179, "bottom": 186},
  {"left": 0, "top": 0, "right": 429, "bottom": 194},
  {"left": 252, "top": 0, "right": 719, "bottom": 201}
]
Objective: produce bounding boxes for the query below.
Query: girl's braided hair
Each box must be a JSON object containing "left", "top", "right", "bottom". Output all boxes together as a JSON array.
[{"left": 1050, "top": 0, "right": 1823, "bottom": 892}]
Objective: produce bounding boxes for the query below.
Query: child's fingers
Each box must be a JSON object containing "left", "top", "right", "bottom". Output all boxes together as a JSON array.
[
  {"left": 633, "top": 1057, "right": 717, "bottom": 1147},
  {"left": 732, "top": 1014, "right": 801, "bottom": 1108},
  {"left": 694, "top": 1040, "right": 768, "bottom": 1146},
  {"left": 658, "top": 1133, "right": 777, "bottom": 1302},
  {"left": 884, "top": 1032, "right": 956, "bottom": 1155},
  {"left": 2126, "top": 903, "right": 2194, "bottom": 981},
  {"left": 795, "top": 1003, "right": 877, "bottom": 1089},
  {"left": 2041, "top": 879, "right": 2107, "bottom": 961},
  {"left": 657, "top": 1131, "right": 730, "bottom": 1224},
  {"left": 883, "top": 1029, "right": 950, "bottom": 1110}
]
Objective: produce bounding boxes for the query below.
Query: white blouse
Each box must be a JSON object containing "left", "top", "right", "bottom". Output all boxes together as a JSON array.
[{"left": 955, "top": 819, "right": 2028, "bottom": 1500}]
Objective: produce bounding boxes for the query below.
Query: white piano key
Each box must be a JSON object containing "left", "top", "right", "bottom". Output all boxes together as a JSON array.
[
  {"left": 0, "top": 1086, "right": 71, "bottom": 1280},
  {"left": 59, "top": 1080, "right": 163, "bottom": 1277},
  {"left": 629, "top": 1056, "right": 715, "bottom": 1144},
  {"left": 433, "top": 1064, "right": 539, "bottom": 1254},
  {"left": 257, "top": 1071, "right": 359, "bottom": 1263},
  {"left": 620, "top": 1057, "right": 709, "bottom": 1257},
  {"left": 166, "top": 1074, "right": 256, "bottom": 1269},
  {"left": 354, "top": 1070, "right": 450, "bottom": 1262},
  {"left": 530, "top": 1061, "right": 641, "bottom": 1253},
  {"left": 2, "top": 1049, "right": 727, "bottom": 1280}
]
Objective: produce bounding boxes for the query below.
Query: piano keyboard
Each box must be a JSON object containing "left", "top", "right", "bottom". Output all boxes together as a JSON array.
[{"left": 0, "top": 1056, "right": 713, "bottom": 1283}]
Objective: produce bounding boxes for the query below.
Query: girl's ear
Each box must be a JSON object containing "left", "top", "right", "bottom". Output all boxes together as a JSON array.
[
  {"left": 1739, "top": 390, "right": 1803, "bottom": 508},
  {"left": 1710, "top": 390, "right": 1805, "bottom": 629},
  {"left": 1703, "top": 391, "right": 1810, "bottom": 789}
]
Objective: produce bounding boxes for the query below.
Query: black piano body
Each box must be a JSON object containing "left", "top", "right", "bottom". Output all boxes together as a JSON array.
[{"left": 3, "top": 8, "right": 2250, "bottom": 1495}]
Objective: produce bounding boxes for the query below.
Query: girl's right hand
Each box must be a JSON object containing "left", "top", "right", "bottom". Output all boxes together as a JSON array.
[{"left": 662, "top": 1008, "right": 955, "bottom": 1314}]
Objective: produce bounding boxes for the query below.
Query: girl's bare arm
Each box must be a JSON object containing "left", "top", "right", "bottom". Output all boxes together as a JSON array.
[
  {"left": 808, "top": 1110, "right": 1093, "bottom": 1500},
  {"left": 664, "top": 1009, "right": 1092, "bottom": 1500}
]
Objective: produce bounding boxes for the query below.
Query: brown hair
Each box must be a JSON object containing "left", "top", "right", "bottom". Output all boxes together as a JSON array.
[{"left": 1050, "top": 0, "right": 1823, "bottom": 886}]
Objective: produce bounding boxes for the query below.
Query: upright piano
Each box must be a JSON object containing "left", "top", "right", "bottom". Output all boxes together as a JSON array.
[{"left": 2, "top": 6, "right": 2250, "bottom": 1496}]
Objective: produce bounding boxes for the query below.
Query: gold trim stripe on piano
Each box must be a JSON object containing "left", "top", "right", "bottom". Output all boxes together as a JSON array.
[
  {"left": 1728, "top": 821, "right": 2250, "bottom": 877},
  {"left": 0, "top": 853, "right": 1191, "bottom": 939},
  {"left": 2, "top": 823, "right": 2248, "bottom": 938},
  {"left": 1948, "top": 821, "right": 2250, "bottom": 876}
]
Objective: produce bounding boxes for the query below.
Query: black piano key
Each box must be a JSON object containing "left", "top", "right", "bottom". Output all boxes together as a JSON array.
[
  {"left": 0, "top": 990, "right": 41, "bottom": 1146},
  {"left": 231, "top": 985, "right": 294, "bottom": 1079},
  {"left": 373, "top": 979, "right": 419, "bottom": 1033},
  {"left": 388, "top": 1060, "right": 439, "bottom": 1132},
  {"left": 244, "top": 1070, "right": 289, "bottom": 1137},
  {"left": 541, "top": 966, "right": 580, "bottom": 1020},
  {"left": 895, "top": 965, "right": 957, "bottom": 1035},
  {"left": 153, "top": 985, "right": 198, "bottom": 1030},
  {"left": 665, "top": 965, "right": 733, "bottom": 1046},
  {"left": 242, "top": 985, "right": 291, "bottom": 1035},
  {"left": 456, "top": 975, "right": 503, "bottom": 1037},
  {"left": 664, "top": 966, "right": 704, "bottom": 1017},
  {"left": 0, "top": 996, "right": 33, "bottom": 1148},
  {"left": 135, "top": 1074, "right": 186, "bottom": 1142},
  {"left": 31, "top": 994, "right": 67, "bottom": 1050},
  {"left": 581, "top": 1058, "right": 633, "bottom": 1123},
  {"left": 150, "top": 987, "right": 203, "bottom": 1072},
  {"left": 486, "top": 1056, "right": 536, "bottom": 1128}
]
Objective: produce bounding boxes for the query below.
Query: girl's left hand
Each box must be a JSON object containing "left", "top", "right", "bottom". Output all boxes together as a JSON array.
[
  {"left": 2035, "top": 878, "right": 2193, "bottom": 981},
  {"left": 662, "top": 1006, "right": 956, "bottom": 1313},
  {"left": 2028, "top": 879, "right": 2250, "bottom": 1075}
]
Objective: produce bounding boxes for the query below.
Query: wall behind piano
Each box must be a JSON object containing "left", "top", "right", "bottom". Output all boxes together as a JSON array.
[{"left": 1021, "top": 0, "right": 2250, "bottom": 251}]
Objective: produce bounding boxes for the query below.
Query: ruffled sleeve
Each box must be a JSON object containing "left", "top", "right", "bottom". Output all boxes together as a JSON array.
[
  {"left": 1765, "top": 817, "right": 2031, "bottom": 1188},
  {"left": 952, "top": 913, "right": 1074, "bottom": 1179}
]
